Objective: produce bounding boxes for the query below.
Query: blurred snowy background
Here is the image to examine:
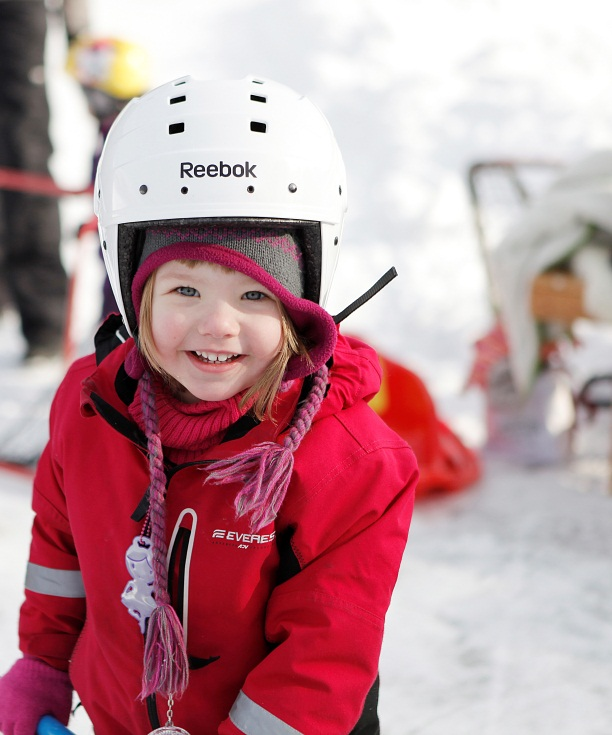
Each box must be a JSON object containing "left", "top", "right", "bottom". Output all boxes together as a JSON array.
[
  {"left": 46, "top": 0, "right": 612, "bottom": 442},
  {"left": 1, "top": 1, "right": 612, "bottom": 733}
]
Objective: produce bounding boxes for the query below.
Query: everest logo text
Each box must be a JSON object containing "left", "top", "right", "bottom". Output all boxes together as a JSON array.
[
  {"left": 212, "top": 529, "right": 275, "bottom": 547},
  {"left": 180, "top": 161, "right": 257, "bottom": 178}
]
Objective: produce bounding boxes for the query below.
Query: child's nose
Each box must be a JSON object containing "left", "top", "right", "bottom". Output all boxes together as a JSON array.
[{"left": 197, "top": 300, "right": 239, "bottom": 338}]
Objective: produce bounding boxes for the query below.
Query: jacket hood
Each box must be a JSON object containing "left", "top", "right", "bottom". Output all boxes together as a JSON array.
[{"left": 317, "top": 331, "right": 382, "bottom": 421}]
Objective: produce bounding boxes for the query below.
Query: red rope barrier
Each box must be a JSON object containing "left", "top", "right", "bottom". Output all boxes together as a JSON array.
[{"left": 0, "top": 167, "right": 93, "bottom": 197}]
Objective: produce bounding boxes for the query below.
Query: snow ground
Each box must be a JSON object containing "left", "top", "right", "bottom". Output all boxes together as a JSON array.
[
  {"left": 2, "top": 1, "right": 612, "bottom": 733},
  {"left": 2, "top": 432, "right": 612, "bottom": 735}
]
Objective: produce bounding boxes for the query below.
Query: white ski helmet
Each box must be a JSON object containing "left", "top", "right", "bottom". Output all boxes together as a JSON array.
[{"left": 94, "top": 74, "right": 348, "bottom": 336}]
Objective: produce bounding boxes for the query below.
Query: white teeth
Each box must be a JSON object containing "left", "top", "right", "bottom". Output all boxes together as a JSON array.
[{"left": 193, "top": 351, "right": 239, "bottom": 363}]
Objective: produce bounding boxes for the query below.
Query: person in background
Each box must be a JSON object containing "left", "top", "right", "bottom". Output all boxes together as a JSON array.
[
  {"left": 0, "top": 0, "right": 88, "bottom": 363},
  {"left": 66, "top": 35, "right": 151, "bottom": 319}
]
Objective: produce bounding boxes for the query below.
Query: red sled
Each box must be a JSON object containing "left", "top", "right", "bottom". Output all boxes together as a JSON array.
[{"left": 370, "top": 352, "right": 481, "bottom": 499}]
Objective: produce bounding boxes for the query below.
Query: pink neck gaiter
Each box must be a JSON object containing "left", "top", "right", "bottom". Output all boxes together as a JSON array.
[{"left": 129, "top": 375, "right": 248, "bottom": 464}]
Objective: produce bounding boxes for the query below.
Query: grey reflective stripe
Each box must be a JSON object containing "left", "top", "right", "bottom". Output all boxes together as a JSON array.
[
  {"left": 229, "top": 691, "right": 303, "bottom": 735},
  {"left": 25, "top": 563, "right": 85, "bottom": 598}
]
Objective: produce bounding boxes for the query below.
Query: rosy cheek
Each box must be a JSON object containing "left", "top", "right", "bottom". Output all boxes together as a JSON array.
[
  {"left": 273, "top": 327, "right": 284, "bottom": 356},
  {"left": 252, "top": 325, "right": 283, "bottom": 365},
  {"left": 265, "top": 318, "right": 284, "bottom": 355},
  {"left": 152, "top": 312, "right": 187, "bottom": 348}
]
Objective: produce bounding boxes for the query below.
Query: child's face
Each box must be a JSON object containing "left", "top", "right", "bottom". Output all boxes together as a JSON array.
[{"left": 149, "top": 260, "right": 284, "bottom": 403}]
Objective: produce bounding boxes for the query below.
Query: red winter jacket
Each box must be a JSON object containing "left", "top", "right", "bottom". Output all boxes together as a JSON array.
[{"left": 19, "top": 330, "right": 417, "bottom": 735}]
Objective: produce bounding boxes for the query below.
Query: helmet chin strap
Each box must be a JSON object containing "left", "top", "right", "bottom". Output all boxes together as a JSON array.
[{"left": 333, "top": 267, "right": 398, "bottom": 325}]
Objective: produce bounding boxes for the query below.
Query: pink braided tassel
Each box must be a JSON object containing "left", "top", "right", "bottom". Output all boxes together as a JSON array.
[
  {"left": 139, "top": 370, "right": 190, "bottom": 700},
  {"left": 207, "top": 441, "right": 294, "bottom": 531},
  {"left": 141, "top": 601, "right": 190, "bottom": 699},
  {"left": 207, "top": 365, "right": 329, "bottom": 532}
]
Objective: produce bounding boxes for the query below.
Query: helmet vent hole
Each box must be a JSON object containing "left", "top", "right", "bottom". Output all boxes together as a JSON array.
[
  {"left": 247, "top": 185, "right": 255, "bottom": 194},
  {"left": 288, "top": 183, "right": 297, "bottom": 193},
  {"left": 169, "top": 122, "right": 185, "bottom": 135},
  {"left": 334, "top": 237, "right": 339, "bottom": 246},
  {"left": 102, "top": 240, "right": 107, "bottom": 250},
  {"left": 250, "top": 94, "right": 266, "bottom": 103},
  {"left": 339, "top": 185, "right": 342, "bottom": 195},
  {"left": 250, "top": 121, "right": 266, "bottom": 133},
  {"left": 139, "top": 185, "right": 148, "bottom": 195},
  {"left": 181, "top": 186, "right": 189, "bottom": 194},
  {"left": 170, "top": 95, "right": 186, "bottom": 105}
]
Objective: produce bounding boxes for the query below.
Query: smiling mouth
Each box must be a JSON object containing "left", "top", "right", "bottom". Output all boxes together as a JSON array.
[{"left": 192, "top": 351, "right": 241, "bottom": 364}]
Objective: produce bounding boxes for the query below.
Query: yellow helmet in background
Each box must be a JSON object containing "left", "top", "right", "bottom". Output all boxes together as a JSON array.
[{"left": 67, "top": 36, "right": 151, "bottom": 100}]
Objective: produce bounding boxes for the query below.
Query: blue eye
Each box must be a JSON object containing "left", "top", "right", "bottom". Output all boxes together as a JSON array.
[
  {"left": 243, "top": 291, "right": 267, "bottom": 301},
  {"left": 176, "top": 286, "right": 199, "bottom": 297}
]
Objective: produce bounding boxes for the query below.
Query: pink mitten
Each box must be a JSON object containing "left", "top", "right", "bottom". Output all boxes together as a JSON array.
[{"left": 0, "top": 656, "right": 72, "bottom": 735}]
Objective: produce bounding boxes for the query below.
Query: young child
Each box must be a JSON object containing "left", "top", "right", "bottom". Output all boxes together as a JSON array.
[{"left": 0, "top": 76, "right": 418, "bottom": 735}]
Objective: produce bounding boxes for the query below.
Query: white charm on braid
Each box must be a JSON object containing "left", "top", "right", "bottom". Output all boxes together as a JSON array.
[{"left": 121, "top": 535, "right": 156, "bottom": 634}]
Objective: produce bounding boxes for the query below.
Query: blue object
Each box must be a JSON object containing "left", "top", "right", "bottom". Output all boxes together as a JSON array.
[{"left": 37, "top": 716, "right": 75, "bottom": 735}]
